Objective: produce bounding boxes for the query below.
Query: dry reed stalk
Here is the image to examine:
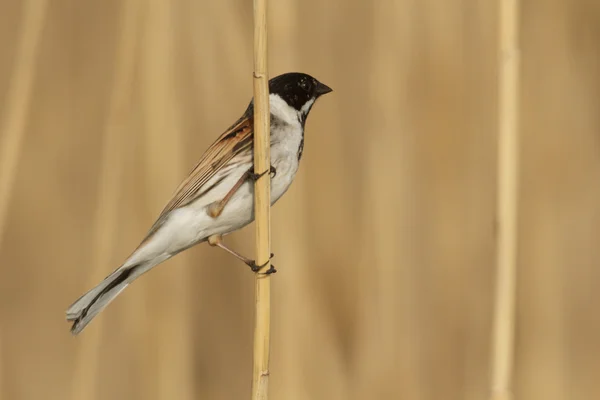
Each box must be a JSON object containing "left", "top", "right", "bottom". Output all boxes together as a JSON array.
[
  {"left": 0, "top": 4, "right": 49, "bottom": 399},
  {"left": 138, "top": 2, "right": 192, "bottom": 398},
  {"left": 69, "top": 2, "right": 142, "bottom": 400},
  {"left": 490, "top": 0, "right": 520, "bottom": 399},
  {"left": 251, "top": 0, "right": 272, "bottom": 398},
  {"left": 0, "top": 328, "right": 2, "bottom": 400},
  {"left": 0, "top": 0, "right": 48, "bottom": 252},
  {"left": 0, "top": 3, "right": 48, "bottom": 395}
]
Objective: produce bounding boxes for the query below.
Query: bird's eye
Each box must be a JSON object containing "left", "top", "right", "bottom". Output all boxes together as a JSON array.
[{"left": 299, "top": 79, "right": 309, "bottom": 91}]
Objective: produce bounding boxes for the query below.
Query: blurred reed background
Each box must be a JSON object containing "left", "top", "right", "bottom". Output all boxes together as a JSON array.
[{"left": 0, "top": 0, "right": 599, "bottom": 399}]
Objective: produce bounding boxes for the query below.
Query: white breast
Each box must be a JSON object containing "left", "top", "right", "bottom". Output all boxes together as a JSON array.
[
  {"left": 183, "top": 94, "right": 304, "bottom": 239},
  {"left": 126, "top": 95, "right": 308, "bottom": 263},
  {"left": 268, "top": 94, "right": 304, "bottom": 203}
]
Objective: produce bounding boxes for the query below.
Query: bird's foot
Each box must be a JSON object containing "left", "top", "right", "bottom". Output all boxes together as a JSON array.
[
  {"left": 248, "top": 165, "right": 276, "bottom": 181},
  {"left": 246, "top": 253, "right": 277, "bottom": 274}
]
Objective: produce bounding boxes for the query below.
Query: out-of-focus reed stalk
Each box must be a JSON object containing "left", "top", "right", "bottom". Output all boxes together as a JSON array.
[
  {"left": 491, "top": 0, "right": 520, "bottom": 399},
  {"left": 70, "top": 2, "right": 141, "bottom": 400},
  {"left": 0, "top": 329, "right": 2, "bottom": 400},
  {"left": 0, "top": 0, "right": 48, "bottom": 253},
  {"left": 251, "top": 0, "right": 272, "bottom": 398},
  {"left": 0, "top": 3, "right": 47, "bottom": 395},
  {"left": 139, "top": 1, "right": 192, "bottom": 398}
]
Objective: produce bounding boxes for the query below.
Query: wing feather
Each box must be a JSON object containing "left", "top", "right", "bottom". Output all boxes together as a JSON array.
[{"left": 142, "top": 109, "right": 255, "bottom": 241}]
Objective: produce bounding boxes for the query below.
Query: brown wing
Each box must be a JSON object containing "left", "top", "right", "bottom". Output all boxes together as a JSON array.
[{"left": 142, "top": 111, "right": 255, "bottom": 241}]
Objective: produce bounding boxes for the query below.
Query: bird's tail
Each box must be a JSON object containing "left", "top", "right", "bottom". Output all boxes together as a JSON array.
[{"left": 66, "top": 260, "right": 156, "bottom": 335}]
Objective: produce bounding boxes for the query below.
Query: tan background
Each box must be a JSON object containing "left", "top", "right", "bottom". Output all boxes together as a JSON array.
[{"left": 1, "top": 0, "right": 599, "bottom": 399}]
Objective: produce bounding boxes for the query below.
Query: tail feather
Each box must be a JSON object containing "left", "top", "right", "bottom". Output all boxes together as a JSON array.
[
  {"left": 67, "top": 242, "right": 173, "bottom": 335},
  {"left": 66, "top": 264, "right": 141, "bottom": 335}
]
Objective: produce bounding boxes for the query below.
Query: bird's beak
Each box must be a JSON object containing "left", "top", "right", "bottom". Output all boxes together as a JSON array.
[{"left": 315, "top": 82, "right": 333, "bottom": 97}]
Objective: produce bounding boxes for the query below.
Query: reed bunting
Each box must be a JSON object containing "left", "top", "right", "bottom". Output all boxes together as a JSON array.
[{"left": 66, "top": 72, "right": 332, "bottom": 334}]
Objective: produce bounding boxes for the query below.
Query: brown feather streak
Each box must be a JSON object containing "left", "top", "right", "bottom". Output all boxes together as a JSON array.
[{"left": 139, "top": 114, "right": 255, "bottom": 244}]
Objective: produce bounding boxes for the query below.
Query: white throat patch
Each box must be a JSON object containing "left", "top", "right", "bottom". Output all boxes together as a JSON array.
[
  {"left": 300, "top": 98, "right": 315, "bottom": 116},
  {"left": 269, "top": 94, "right": 299, "bottom": 125},
  {"left": 269, "top": 94, "right": 315, "bottom": 125}
]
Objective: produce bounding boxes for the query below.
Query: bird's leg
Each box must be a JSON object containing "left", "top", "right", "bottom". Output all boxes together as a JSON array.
[
  {"left": 207, "top": 170, "right": 250, "bottom": 218},
  {"left": 207, "top": 165, "right": 277, "bottom": 218},
  {"left": 207, "top": 235, "right": 276, "bottom": 274}
]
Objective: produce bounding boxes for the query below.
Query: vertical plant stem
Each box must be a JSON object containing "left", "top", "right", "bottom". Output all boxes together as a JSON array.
[
  {"left": 491, "top": 0, "right": 520, "bottom": 399},
  {"left": 0, "top": 328, "right": 2, "bottom": 400},
  {"left": 0, "top": 3, "right": 47, "bottom": 395},
  {"left": 251, "top": 0, "right": 271, "bottom": 398},
  {"left": 0, "top": 0, "right": 48, "bottom": 252},
  {"left": 140, "top": 1, "right": 192, "bottom": 398},
  {"left": 70, "top": 2, "right": 141, "bottom": 400}
]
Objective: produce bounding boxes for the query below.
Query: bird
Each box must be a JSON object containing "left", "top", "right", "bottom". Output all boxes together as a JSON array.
[{"left": 66, "top": 72, "right": 332, "bottom": 335}]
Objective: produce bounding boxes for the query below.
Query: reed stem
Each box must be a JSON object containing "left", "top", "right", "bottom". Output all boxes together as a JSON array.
[
  {"left": 70, "top": 2, "right": 141, "bottom": 399},
  {"left": 250, "top": 0, "right": 271, "bottom": 399},
  {"left": 490, "top": 0, "right": 521, "bottom": 399},
  {"left": 0, "top": 0, "right": 48, "bottom": 252}
]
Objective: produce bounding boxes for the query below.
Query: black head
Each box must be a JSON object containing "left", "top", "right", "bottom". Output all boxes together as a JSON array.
[{"left": 268, "top": 72, "right": 333, "bottom": 112}]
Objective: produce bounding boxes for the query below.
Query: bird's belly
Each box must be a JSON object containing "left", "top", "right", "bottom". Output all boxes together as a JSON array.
[
  {"left": 133, "top": 150, "right": 300, "bottom": 262},
  {"left": 270, "top": 155, "right": 299, "bottom": 203},
  {"left": 190, "top": 156, "right": 299, "bottom": 238}
]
